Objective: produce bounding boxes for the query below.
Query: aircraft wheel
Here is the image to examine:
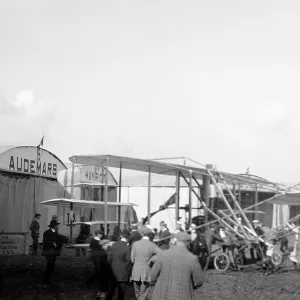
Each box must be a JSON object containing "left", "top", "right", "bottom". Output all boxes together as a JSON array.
[
  {"left": 214, "top": 253, "right": 230, "bottom": 272},
  {"left": 272, "top": 253, "right": 283, "bottom": 266}
]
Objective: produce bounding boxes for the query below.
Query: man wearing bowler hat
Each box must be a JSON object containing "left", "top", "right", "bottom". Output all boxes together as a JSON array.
[
  {"left": 42, "top": 219, "right": 61, "bottom": 285},
  {"left": 30, "top": 213, "right": 41, "bottom": 255},
  {"left": 158, "top": 221, "right": 170, "bottom": 250},
  {"left": 151, "top": 231, "right": 204, "bottom": 300}
]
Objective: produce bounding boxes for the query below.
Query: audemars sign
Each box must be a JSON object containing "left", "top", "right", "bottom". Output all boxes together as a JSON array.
[{"left": 0, "top": 146, "right": 66, "bottom": 178}]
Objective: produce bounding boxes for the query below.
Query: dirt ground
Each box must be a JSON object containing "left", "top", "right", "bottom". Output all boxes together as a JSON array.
[{"left": 1, "top": 246, "right": 300, "bottom": 300}]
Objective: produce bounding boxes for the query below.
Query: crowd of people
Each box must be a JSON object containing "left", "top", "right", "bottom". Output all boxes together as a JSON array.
[
  {"left": 29, "top": 212, "right": 300, "bottom": 299},
  {"left": 29, "top": 215, "right": 204, "bottom": 300}
]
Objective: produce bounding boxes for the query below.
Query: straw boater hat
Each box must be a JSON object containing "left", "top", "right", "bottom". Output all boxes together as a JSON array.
[
  {"left": 35, "top": 213, "right": 41, "bottom": 218},
  {"left": 253, "top": 220, "right": 261, "bottom": 225}
]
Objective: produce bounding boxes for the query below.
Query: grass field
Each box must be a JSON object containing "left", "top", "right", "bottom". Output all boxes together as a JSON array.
[{"left": 1, "top": 246, "right": 300, "bottom": 300}]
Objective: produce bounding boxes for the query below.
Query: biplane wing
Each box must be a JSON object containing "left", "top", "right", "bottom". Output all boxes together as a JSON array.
[
  {"left": 71, "top": 221, "right": 127, "bottom": 225},
  {"left": 69, "top": 154, "right": 285, "bottom": 191},
  {"left": 39, "top": 198, "right": 138, "bottom": 208},
  {"left": 219, "top": 209, "right": 266, "bottom": 214}
]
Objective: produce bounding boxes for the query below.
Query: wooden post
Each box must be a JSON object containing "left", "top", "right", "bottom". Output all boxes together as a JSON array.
[
  {"left": 189, "top": 171, "right": 192, "bottom": 226},
  {"left": 208, "top": 170, "right": 250, "bottom": 238},
  {"left": 104, "top": 156, "right": 109, "bottom": 236},
  {"left": 175, "top": 170, "right": 180, "bottom": 226},
  {"left": 147, "top": 166, "right": 151, "bottom": 224},
  {"left": 233, "top": 183, "right": 236, "bottom": 210},
  {"left": 70, "top": 157, "right": 75, "bottom": 243},
  {"left": 118, "top": 163, "right": 122, "bottom": 234},
  {"left": 254, "top": 185, "right": 258, "bottom": 221}
]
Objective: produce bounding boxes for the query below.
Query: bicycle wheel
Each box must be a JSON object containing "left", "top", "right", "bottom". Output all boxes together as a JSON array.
[
  {"left": 214, "top": 253, "right": 230, "bottom": 272},
  {"left": 271, "top": 253, "right": 283, "bottom": 266}
]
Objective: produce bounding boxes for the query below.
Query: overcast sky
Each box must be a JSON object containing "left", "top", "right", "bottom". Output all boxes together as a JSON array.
[{"left": 0, "top": 0, "right": 300, "bottom": 182}]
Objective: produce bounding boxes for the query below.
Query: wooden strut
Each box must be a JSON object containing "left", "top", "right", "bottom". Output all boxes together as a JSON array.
[
  {"left": 218, "top": 172, "right": 256, "bottom": 234},
  {"left": 118, "top": 162, "right": 122, "bottom": 235},
  {"left": 179, "top": 172, "right": 243, "bottom": 239},
  {"left": 207, "top": 169, "right": 250, "bottom": 239},
  {"left": 70, "top": 156, "right": 75, "bottom": 243}
]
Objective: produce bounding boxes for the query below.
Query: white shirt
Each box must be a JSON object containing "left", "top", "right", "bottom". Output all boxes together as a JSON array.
[
  {"left": 162, "top": 228, "right": 167, "bottom": 232},
  {"left": 121, "top": 238, "right": 127, "bottom": 243},
  {"left": 51, "top": 228, "right": 55, "bottom": 233},
  {"left": 94, "top": 236, "right": 100, "bottom": 241},
  {"left": 142, "top": 236, "right": 149, "bottom": 240}
]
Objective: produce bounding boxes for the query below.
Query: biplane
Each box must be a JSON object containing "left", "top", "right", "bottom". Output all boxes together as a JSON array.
[{"left": 39, "top": 154, "right": 300, "bottom": 267}]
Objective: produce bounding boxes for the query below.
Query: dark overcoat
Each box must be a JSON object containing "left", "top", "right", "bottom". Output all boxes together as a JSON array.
[
  {"left": 150, "top": 245, "right": 204, "bottom": 300},
  {"left": 108, "top": 240, "right": 131, "bottom": 282},
  {"left": 42, "top": 229, "right": 61, "bottom": 257}
]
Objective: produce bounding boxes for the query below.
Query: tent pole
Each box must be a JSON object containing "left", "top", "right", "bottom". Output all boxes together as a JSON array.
[
  {"left": 175, "top": 170, "right": 180, "bottom": 226},
  {"left": 147, "top": 166, "right": 151, "bottom": 225},
  {"left": 189, "top": 171, "right": 192, "bottom": 226},
  {"left": 118, "top": 162, "right": 122, "bottom": 235},
  {"left": 70, "top": 157, "right": 75, "bottom": 243},
  {"left": 104, "top": 156, "right": 109, "bottom": 236}
]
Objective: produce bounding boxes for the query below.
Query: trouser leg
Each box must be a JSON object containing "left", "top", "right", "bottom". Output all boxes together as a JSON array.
[
  {"left": 82, "top": 248, "right": 86, "bottom": 256},
  {"left": 134, "top": 281, "right": 141, "bottom": 300},
  {"left": 139, "top": 281, "right": 149, "bottom": 300},
  {"left": 107, "top": 276, "right": 117, "bottom": 300},
  {"left": 32, "top": 237, "right": 38, "bottom": 254},
  {"left": 117, "top": 282, "right": 127, "bottom": 300},
  {"left": 43, "top": 256, "right": 56, "bottom": 284}
]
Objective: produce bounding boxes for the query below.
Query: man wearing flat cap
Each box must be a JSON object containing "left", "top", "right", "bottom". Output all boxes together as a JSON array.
[
  {"left": 151, "top": 231, "right": 204, "bottom": 300},
  {"left": 158, "top": 221, "right": 171, "bottom": 250},
  {"left": 131, "top": 225, "right": 161, "bottom": 300},
  {"left": 42, "top": 220, "right": 61, "bottom": 285},
  {"left": 107, "top": 229, "right": 131, "bottom": 300},
  {"left": 30, "top": 213, "right": 41, "bottom": 255}
]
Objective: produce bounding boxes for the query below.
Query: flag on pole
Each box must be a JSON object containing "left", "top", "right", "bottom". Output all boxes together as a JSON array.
[
  {"left": 246, "top": 167, "right": 250, "bottom": 174},
  {"left": 36, "top": 135, "right": 44, "bottom": 174}
]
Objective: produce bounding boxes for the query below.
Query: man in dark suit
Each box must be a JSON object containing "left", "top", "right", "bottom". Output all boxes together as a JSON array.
[
  {"left": 128, "top": 223, "right": 142, "bottom": 245},
  {"left": 107, "top": 229, "right": 131, "bottom": 300},
  {"left": 30, "top": 213, "right": 41, "bottom": 255},
  {"left": 42, "top": 220, "right": 61, "bottom": 285},
  {"left": 158, "top": 221, "right": 171, "bottom": 250},
  {"left": 151, "top": 231, "right": 204, "bottom": 300}
]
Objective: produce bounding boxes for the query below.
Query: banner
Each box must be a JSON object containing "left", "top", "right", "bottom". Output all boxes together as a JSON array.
[{"left": 0, "top": 233, "right": 29, "bottom": 255}]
